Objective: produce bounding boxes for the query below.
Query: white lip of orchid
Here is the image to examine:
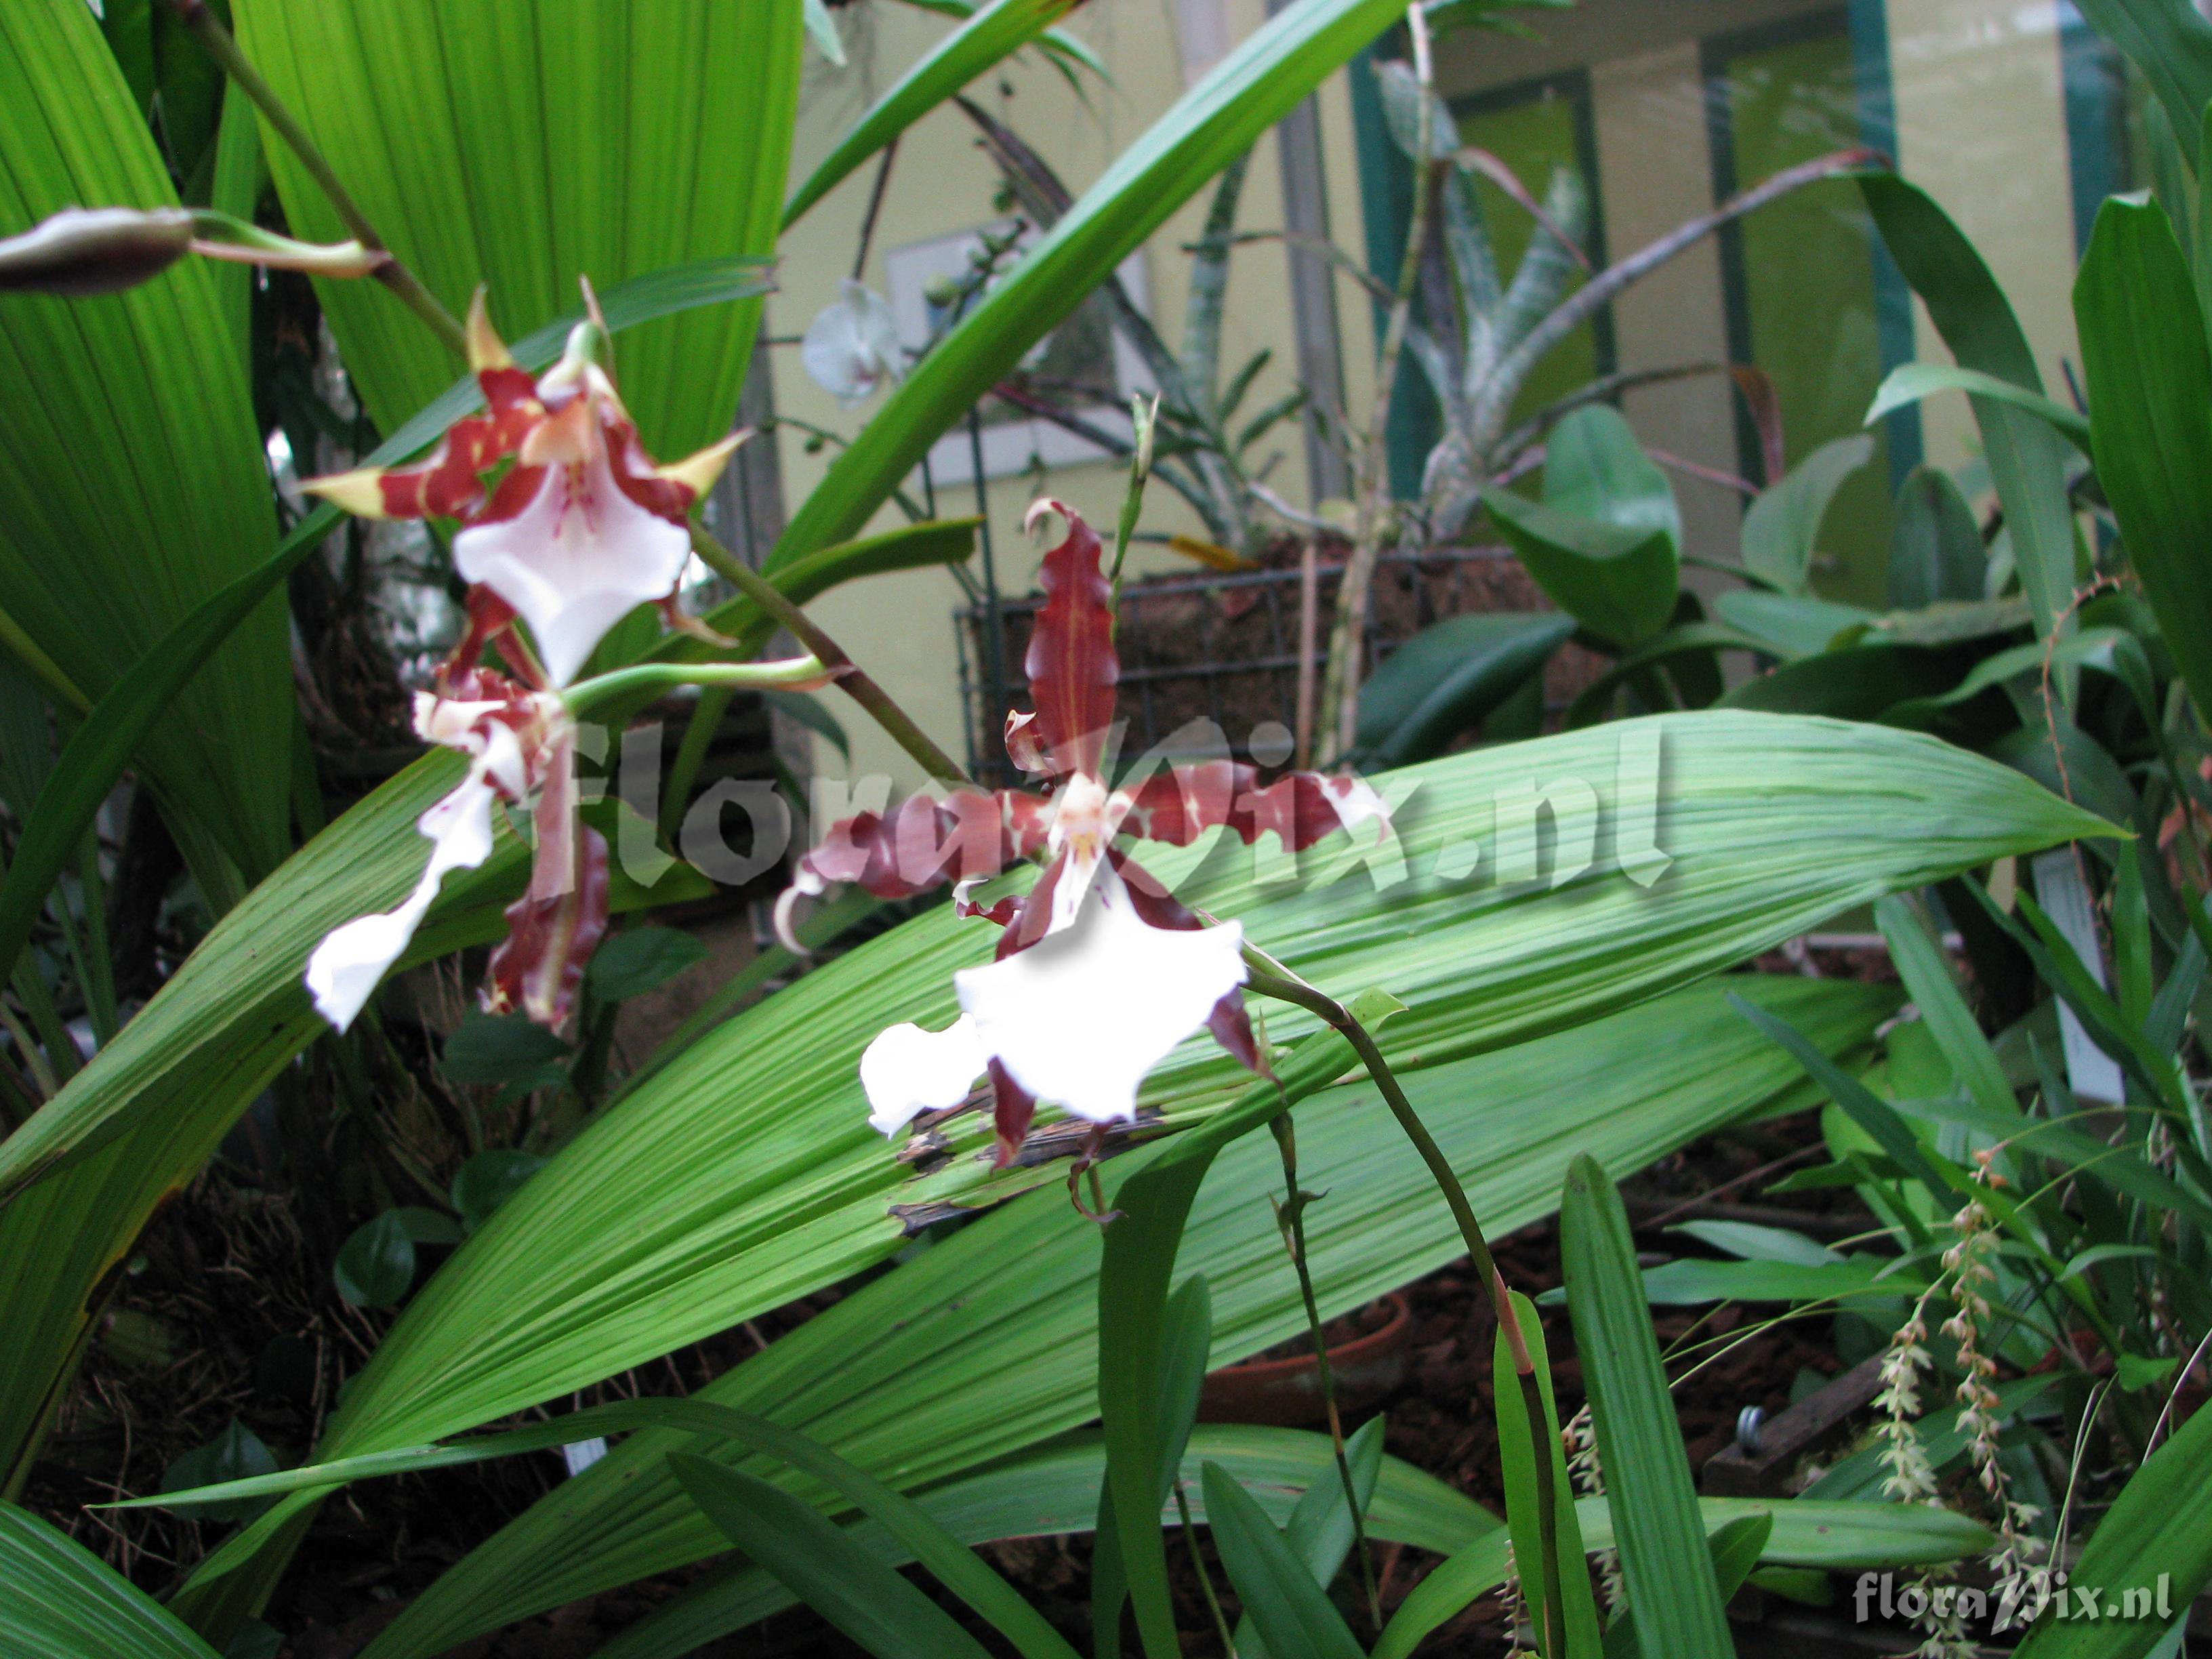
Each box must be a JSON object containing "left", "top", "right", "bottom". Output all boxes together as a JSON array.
[
  {"left": 856, "top": 859, "right": 1246, "bottom": 1136},
  {"left": 305, "top": 758, "right": 504, "bottom": 1033},
  {"left": 451, "top": 427, "right": 691, "bottom": 687}
]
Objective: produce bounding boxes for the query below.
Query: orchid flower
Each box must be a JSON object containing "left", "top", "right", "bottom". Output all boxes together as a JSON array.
[
  {"left": 784, "top": 501, "right": 1387, "bottom": 1162},
  {"left": 800, "top": 279, "right": 904, "bottom": 407},
  {"left": 304, "top": 285, "right": 743, "bottom": 687},
  {"left": 300, "top": 284, "right": 740, "bottom": 1034}
]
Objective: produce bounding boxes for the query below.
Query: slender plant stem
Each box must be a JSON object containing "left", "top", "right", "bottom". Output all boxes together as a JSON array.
[
  {"left": 1172, "top": 1481, "right": 1240, "bottom": 1658},
  {"left": 1245, "top": 958, "right": 1570, "bottom": 1657},
  {"left": 169, "top": 0, "right": 466, "bottom": 358},
  {"left": 1269, "top": 1115, "right": 1382, "bottom": 1631},
  {"left": 687, "top": 527, "right": 975, "bottom": 788},
  {"left": 1317, "top": 4, "right": 1437, "bottom": 764},
  {"left": 564, "top": 655, "right": 829, "bottom": 716}
]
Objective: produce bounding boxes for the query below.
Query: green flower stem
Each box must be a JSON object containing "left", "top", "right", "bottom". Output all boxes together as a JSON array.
[
  {"left": 186, "top": 209, "right": 382, "bottom": 276},
  {"left": 1269, "top": 1113, "right": 1382, "bottom": 1631},
  {"left": 1109, "top": 393, "right": 1160, "bottom": 607},
  {"left": 688, "top": 526, "right": 975, "bottom": 788},
  {"left": 563, "top": 655, "right": 830, "bottom": 716},
  {"left": 1244, "top": 952, "right": 1570, "bottom": 1657},
  {"left": 168, "top": 0, "right": 466, "bottom": 358},
  {"left": 1172, "top": 1480, "right": 1240, "bottom": 1658}
]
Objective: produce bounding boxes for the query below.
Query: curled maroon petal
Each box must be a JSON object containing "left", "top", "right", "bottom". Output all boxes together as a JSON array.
[
  {"left": 797, "top": 788, "right": 1052, "bottom": 903},
  {"left": 988, "top": 1059, "right": 1038, "bottom": 1168},
  {"left": 487, "top": 821, "right": 609, "bottom": 1031},
  {"left": 1023, "top": 500, "right": 1118, "bottom": 779},
  {"left": 1121, "top": 762, "right": 1385, "bottom": 853}
]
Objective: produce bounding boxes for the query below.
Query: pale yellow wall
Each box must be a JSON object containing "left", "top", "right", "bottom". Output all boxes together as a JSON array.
[
  {"left": 774, "top": 0, "right": 1382, "bottom": 795},
  {"left": 1587, "top": 41, "right": 1743, "bottom": 583},
  {"left": 1884, "top": 0, "right": 2080, "bottom": 470}
]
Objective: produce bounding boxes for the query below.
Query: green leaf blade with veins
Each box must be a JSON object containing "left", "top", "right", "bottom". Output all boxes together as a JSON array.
[{"left": 1740, "top": 434, "right": 1876, "bottom": 596}]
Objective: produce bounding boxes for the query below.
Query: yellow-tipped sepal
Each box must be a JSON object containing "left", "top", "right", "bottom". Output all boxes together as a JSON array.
[
  {"left": 657, "top": 429, "right": 750, "bottom": 501},
  {"left": 465, "top": 285, "right": 516, "bottom": 374},
  {"left": 301, "top": 467, "right": 391, "bottom": 519}
]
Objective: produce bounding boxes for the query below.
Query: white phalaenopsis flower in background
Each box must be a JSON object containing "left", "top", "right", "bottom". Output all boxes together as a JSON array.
[{"left": 801, "top": 279, "right": 904, "bottom": 407}]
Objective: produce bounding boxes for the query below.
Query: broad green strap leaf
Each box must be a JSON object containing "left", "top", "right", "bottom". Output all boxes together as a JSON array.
[
  {"left": 1741, "top": 435, "right": 1877, "bottom": 596},
  {"left": 363, "top": 975, "right": 1893, "bottom": 1659},
  {"left": 2075, "top": 197, "right": 2212, "bottom": 725},
  {"left": 2012, "top": 1396, "right": 2212, "bottom": 1659},
  {"left": 1636, "top": 1255, "right": 1920, "bottom": 1306},
  {"left": 2070, "top": 0, "right": 2212, "bottom": 171},
  {"left": 0, "top": 0, "right": 289, "bottom": 876},
  {"left": 1860, "top": 176, "right": 2076, "bottom": 643},
  {"left": 1201, "top": 1461, "right": 1366, "bottom": 1659},
  {"left": 768, "top": 0, "right": 1412, "bottom": 569},
  {"left": 1866, "top": 363, "right": 2091, "bottom": 451},
  {"left": 1561, "top": 1156, "right": 1733, "bottom": 1657},
  {"left": 670, "top": 1456, "right": 991, "bottom": 1659},
  {"left": 0, "top": 1500, "right": 220, "bottom": 1658},
  {"left": 1601, "top": 1513, "right": 1772, "bottom": 1659},
  {"left": 232, "top": 0, "right": 799, "bottom": 458},
  {"left": 163, "top": 717, "right": 2100, "bottom": 1605},
  {"left": 0, "top": 523, "right": 976, "bottom": 1496},
  {"left": 1875, "top": 894, "right": 2018, "bottom": 1120},
  {"left": 784, "top": 0, "right": 1077, "bottom": 228},
  {"left": 1887, "top": 464, "right": 1988, "bottom": 610},
  {"left": 1356, "top": 612, "right": 1576, "bottom": 765},
  {"left": 1375, "top": 1496, "right": 1992, "bottom": 1659}
]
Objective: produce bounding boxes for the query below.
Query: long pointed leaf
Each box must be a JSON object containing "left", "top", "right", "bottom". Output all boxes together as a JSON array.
[{"left": 0, "top": 1501, "right": 220, "bottom": 1659}]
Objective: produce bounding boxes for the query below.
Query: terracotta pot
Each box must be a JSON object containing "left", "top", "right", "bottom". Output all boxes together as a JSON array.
[{"left": 1196, "top": 1294, "right": 1413, "bottom": 1427}]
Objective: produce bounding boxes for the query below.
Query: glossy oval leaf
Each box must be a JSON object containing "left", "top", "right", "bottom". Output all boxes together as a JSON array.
[{"left": 1355, "top": 611, "right": 1576, "bottom": 766}]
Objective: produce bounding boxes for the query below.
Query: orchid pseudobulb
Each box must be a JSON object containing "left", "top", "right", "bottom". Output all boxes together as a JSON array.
[
  {"left": 300, "top": 285, "right": 741, "bottom": 1034},
  {"left": 785, "top": 500, "right": 1387, "bottom": 1163}
]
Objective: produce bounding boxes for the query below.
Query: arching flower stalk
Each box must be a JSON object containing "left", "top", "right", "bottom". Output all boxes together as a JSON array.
[
  {"left": 302, "top": 283, "right": 748, "bottom": 1035},
  {"left": 782, "top": 499, "right": 1388, "bottom": 1165}
]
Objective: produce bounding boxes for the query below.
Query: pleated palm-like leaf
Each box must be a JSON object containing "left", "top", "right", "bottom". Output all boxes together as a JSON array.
[
  {"left": 0, "top": 0, "right": 289, "bottom": 878},
  {"left": 230, "top": 0, "right": 800, "bottom": 459}
]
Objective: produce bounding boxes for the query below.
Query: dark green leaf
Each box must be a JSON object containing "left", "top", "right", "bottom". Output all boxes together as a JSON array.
[
  {"left": 1711, "top": 591, "right": 1877, "bottom": 659},
  {"left": 2069, "top": 0, "right": 2212, "bottom": 169},
  {"left": 2075, "top": 197, "right": 2212, "bottom": 725},
  {"left": 441, "top": 1013, "right": 571, "bottom": 1088},
  {"left": 1200, "top": 1462, "right": 1366, "bottom": 1659},
  {"left": 1888, "top": 465, "right": 1988, "bottom": 609},
  {"left": 669, "top": 1456, "right": 990, "bottom": 1659},
  {"left": 1491, "top": 1288, "right": 1601, "bottom": 1656},
  {"left": 586, "top": 928, "right": 711, "bottom": 1003},
  {"left": 333, "top": 1212, "right": 417, "bottom": 1309},
  {"left": 162, "top": 1423, "right": 279, "bottom": 1525},
  {"left": 451, "top": 1151, "right": 547, "bottom": 1233},
  {"left": 1865, "top": 364, "right": 2090, "bottom": 451},
  {"left": 1719, "top": 642, "right": 1955, "bottom": 720},
  {"left": 1356, "top": 613, "right": 1575, "bottom": 765}
]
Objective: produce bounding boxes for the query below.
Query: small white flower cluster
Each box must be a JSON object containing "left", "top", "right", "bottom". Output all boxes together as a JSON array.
[
  {"left": 1497, "top": 1538, "right": 1531, "bottom": 1656},
  {"left": 1562, "top": 1402, "right": 1623, "bottom": 1614}
]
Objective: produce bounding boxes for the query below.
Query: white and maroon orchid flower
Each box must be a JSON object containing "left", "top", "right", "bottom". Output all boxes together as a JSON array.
[
  {"left": 307, "top": 670, "right": 606, "bottom": 1033},
  {"left": 785, "top": 501, "right": 1387, "bottom": 1162},
  {"left": 304, "top": 285, "right": 743, "bottom": 687},
  {"left": 800, "top": 279, "right": 904, "bottom": 407}
]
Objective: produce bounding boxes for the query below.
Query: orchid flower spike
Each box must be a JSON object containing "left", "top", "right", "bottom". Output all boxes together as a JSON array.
[
  {"left": 801, "top": 279, "right": 904, "bottom": 407},
  {"left": 303, "top": 283, "right": 743, "bottom": 686},
  {"left": 783, "top": 500, "right": 1389, "bottom": 1164},
  {"left": 307, "top": 672, "right": 606, "bottom": 1034}
]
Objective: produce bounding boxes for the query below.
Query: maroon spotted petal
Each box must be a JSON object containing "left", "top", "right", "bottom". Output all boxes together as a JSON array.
[{"left": 1023, "top": 501, "right": 1118, "bottom": 780}]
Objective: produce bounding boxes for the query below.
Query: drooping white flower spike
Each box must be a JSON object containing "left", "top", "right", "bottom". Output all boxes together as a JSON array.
[
  {"left": 800, "top": 279, "right": 905, "bottom": 407},
  {"left": 783, "top": 501, "right": 1389, "bottom": 1164}
]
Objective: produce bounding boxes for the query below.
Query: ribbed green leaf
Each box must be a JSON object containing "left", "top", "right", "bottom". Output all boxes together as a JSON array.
[
  {"left": 363, "top": 974, "right": 1890, "bottom": 1658},
  {"left": 2075, "top": 197, "right": 2212, "bottom": 725},
  {"left": 1561, "top": 1156, "right": 1733, "bottom": 1657},
  {"left": 0, "top": 1500, "right": 219, "bottom": 1658},
  {"left": 0, "top": 0, "right": 289, "bottom": 875},
  {"left": 0, "top": 523, "right": 975, "bottom": 1493},
  {"left": 231, "top": 0, "right": 800, "bottom": 457},
  {"left": 784, "top": 0, "right": 1077, "bottom": 228},
  {"left": 768, "top": 0, "right": 1412, "bottom": 569},
  {"left": 2070, "top": 0, "right": 2212, "bottom": 171}
]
